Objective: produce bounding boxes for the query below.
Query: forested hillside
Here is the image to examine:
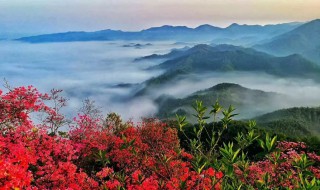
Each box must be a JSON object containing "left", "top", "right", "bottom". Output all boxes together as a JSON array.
[{"left": 255, "top": 107, "right": 320, "bottom": 138}]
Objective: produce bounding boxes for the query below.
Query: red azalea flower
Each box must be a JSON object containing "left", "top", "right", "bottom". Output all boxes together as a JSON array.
[{"left": 215, "top": 171, "right": 223, "bottom": 179}]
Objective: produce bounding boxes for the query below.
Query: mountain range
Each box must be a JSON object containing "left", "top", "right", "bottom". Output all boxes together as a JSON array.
[
  {"left": 16, "top": 22, "right": 302, "bottom": 45},
  {"left": 135, "top": 43, "right": 320, "bottom": 97},
  {"left": 16, "top": 19, "right": 320, "bottom": 65},
  {"left": 152, "top": 44, "right": 319, "bottom": 76},
  {"left": 255, "top": 19, "right": 320, "bottom": 64}
]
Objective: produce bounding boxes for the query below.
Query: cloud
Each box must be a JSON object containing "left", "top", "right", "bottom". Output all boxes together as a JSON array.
[
  {"left": 142, "top": 71, "right": 320, "bottom": 119},
  {"left": 2, "top": 40, "right": 320, "bottom": 122},
  {"left": 0, "top": 40, "right": 184, "bottom": 121}
]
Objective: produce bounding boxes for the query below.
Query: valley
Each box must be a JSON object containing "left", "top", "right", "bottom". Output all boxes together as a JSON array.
[{"left": 2, "top": 19, "right": 320, "bottom": 138}]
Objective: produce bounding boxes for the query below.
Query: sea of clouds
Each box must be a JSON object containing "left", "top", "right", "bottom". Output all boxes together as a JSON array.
[{"left": 1, "top": 40, "right": 320, "bottom": 122}]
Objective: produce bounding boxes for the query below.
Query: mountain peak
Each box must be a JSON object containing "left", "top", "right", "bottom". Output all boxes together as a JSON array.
[
  {"left": 193, "top": 83, "right": 244, "bottom": 95},
  {"left": 195, "top": 24, "right": 222, "bottom": 31},
  {"left": 227, "top": 23, "right": 240, "bottom": 28},
  {"left": 299, "top": 19, "right": 320, "bottom": 27},
  {"left": 186, "top": 44, "right": 248, "bottom": 55},
  {"left": 188, "top": 44, "right": 214, "bottom": 53},
  {"left": 309, "top": 18, "right": 320, "bottom": 23},
  {"left": 142, "top": 25, "right": 192, "bottom": 32},
  {"left": 192, "top": 44, "right": 212, "bottom": 48},
  {"left": 210, "top": 83, "right": 242, "bottom": 90},
  {"left": 226, "top": 23, "right": 264, "bottom": 30},
  {"left": 293, "top": 18, "right": 320, "bottom": 31},
  {"left": 196, "top": 24, "right": 213, "bottom": 28}
]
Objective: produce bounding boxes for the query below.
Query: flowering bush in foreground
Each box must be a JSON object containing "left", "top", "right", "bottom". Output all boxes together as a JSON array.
[
  {"left": 235, "top": 141, "right": 320, "bottom": 189},
  {"left": 0, "top": 86, "right": 222, "bottom": 189},
  {"left": 0, "top": 86, "right": 319, "bottom": 189}
]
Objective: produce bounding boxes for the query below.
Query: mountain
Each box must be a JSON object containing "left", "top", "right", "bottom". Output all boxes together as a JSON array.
[
  {"left": 16, "top": 30, "right": 136, "bottom": 43},
  {"left": 254, "top": 107, "right": 320, "bottom": 138},
  {"left": 254, "top": 19, "right": 320, "bottom": 63},
  {"left": 140, "top": 44, "right": 320, "bottom": 94},
  {"left": 156, "top": 83, "right": 287, "bottom": 119},
  {"left": 141, "top": 25, "right": 194, "bottom": 33},
  {"left": 152, "top": 44, "right": 320, "bottom": 75},
  {"left": 135, "top": 46, "right": 190, "bottom": 61},
  {"left": 16, "top": 25, "right": 212, "bottom": 43},
  {"left": 212, "top": 22, "right": 302, "bottom": 46},
  {"left": 195, "top": 24, "right": 223, "bottom": 32},
  {"left": 16, "top": 22, "right": 302, "bottom": 44},
  {"left": 224, "top": 22, "right": 302, "bottom": 36}
]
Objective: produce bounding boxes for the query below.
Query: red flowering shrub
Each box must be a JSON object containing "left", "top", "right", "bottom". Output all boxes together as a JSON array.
[
  {"left": 235, "top": 141, "right": 320, "bottom": 189},
  {"left": 0, "top": 86, "right": 99, "bottom": 189},
  {"left": 0, "top": 86, "right": 223, "bottom": 189},
  {"left": 1, "top": 86, "right": 319, "bottom": 189},
  {"left": 70, "top": 116, "right": 223, "bottom": 189}
]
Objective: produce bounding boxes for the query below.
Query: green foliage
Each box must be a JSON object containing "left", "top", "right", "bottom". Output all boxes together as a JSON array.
[
  {"left": 257, "top": 133, "right": 277, "bottom": 153},
  {"left": 221, "top": 105, "right": 238, "bottom": 128},
  {"left": 235, "top": 121, "right": 260, "bottom": 150},
  {"left": 210, "top": 100, "right": 222, "bottom": 122},
  {"left": 293, "top": 154, "right": 314, "bottom": 171},
  {"left": 95, "top": 150, "right": 110, "bottom": 167},
  {"left": 255, "top": 107, "right": 320, "bottom": 137},
  {"left": 219, "top": 142, "right": 241, "bottom": 175},
  {"left": 176, "top": 100, "right": 320, "bottom": 189},
  {"left": 177, "top": 100, "right": 257, "bottom": 188}
]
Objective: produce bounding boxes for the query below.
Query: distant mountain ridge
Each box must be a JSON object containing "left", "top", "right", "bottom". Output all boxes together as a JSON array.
[
  {"left": 254, "top": 19, "right": 320, "bottom": 63},
  {"left": 135, "top": 46, "right": 191, "bottom": 61},
  {"left": 16, "top": 22, "right": 302, "bottom": 44},
  {"left": 133, "top": 43, "right": 320, "bottom": 98},
  {"left": 143, "top": 43, "right": 320, "bottom": 87}
]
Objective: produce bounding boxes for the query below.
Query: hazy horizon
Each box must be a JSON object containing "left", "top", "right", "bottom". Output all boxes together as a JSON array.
[{"left": 1, "top": 0, "right": 320, "bottom": 37}]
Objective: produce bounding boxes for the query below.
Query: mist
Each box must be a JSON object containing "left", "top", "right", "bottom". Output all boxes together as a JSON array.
[
  {"left": 148, "top": 71, "right": 320, "bottom": 104},
  {"left": 1, "top": 40, "right": 320, "bottom": 122},
  {"left": 0, "top": 40, "right": 180, "bottom": 120},
  {"left": 142, "top": 71, "right": 320, "bottom": 119}
]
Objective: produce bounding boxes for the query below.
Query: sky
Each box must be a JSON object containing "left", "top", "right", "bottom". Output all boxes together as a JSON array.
[{"left": 1, "top": 0, "right": 320, "bottom": 36}]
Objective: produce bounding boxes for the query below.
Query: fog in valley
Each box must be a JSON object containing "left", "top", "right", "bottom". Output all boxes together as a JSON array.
[{"left": 1, "top": 40, "right": 320, "bottom": 121}]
